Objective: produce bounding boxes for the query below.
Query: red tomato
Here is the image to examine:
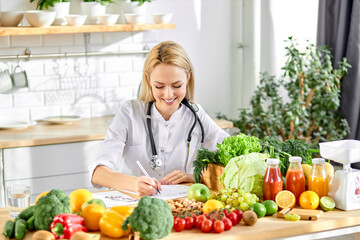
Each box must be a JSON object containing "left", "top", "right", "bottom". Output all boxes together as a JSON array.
[
  {"left": 196, "top": 215, "right": 206, "bottom": 229},
  {"left": 201, "top": 219, "right": 213, "bottom": 233},
  {"left": 213, "top": 220, "right": 225, "bottom": 233},
  {"left": 222, "top": 217, "right": 233, "bottom": 231},
  {"left": 184, "top": 216, "right": 195, "bottom": 230},
  {"left": 233, "top": 209, "right": 243, "bottom": 222},
  {"left": 227, "top": 211, "right": 239, "bottom": 225},
  {"left": 173, "top": 217, "right": 186, "bottom": 232}
]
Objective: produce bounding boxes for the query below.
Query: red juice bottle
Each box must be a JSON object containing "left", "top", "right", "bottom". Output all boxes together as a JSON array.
[
  {"left": 286, "top": 156, "right": 305, "bottom": 204},
  {"left": 263, "top": 158, "right": 283, "bottom": 201}
]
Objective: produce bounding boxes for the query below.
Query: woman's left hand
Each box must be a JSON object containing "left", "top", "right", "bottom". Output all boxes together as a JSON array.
[{"left": 160, "top": 170, "right": 194, "bottom": 185}]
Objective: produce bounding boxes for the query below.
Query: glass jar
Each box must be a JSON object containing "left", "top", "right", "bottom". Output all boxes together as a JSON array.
[
  {"left": 308, "top": 158, "right": 329, "bottom": 198},
  {"left": 263, "top": 158, "right": 283, "bottom": 201},
  {"left": 286, "top": 156, "right": 305, "bottom": 204}
]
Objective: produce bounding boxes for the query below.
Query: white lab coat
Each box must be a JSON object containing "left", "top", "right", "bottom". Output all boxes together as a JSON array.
[{"left": 88, "top": 99, "right": 229, "bottom": 187}]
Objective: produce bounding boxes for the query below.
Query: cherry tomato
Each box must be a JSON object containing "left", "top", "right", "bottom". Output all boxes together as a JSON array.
[
  {"left": 173, "top": 217, "right": 186, "bottom": 232},
  {"left": 213, "top": 220, "right": 225, "bottom": 233},
  {"left": 222, "top": 217, "right": 233, "bottom": 231},
  {"left": 201, "top": 219, "right": 213, "bottom": 233},
  {"left": 227, "top": 211, "right": 239, "bottom": 225},
  {"left": 196, "top": 215, "right": 206, "bottom": 229},
  {"left": 223, "top": 209, "right": 230, "bottom": 217},
  {"left": 233, "top": 209, "right": 243, "bottom": 222},
  {"left": 184, "top": 216, "right": 195, "bottom": 230}
]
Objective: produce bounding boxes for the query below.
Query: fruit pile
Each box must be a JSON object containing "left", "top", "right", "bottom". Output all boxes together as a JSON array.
[{"left": 212, "top": 188, "right": 259, "bottom": 211}]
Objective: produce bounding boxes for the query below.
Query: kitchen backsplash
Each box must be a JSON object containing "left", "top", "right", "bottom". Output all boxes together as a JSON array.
[{"left": 0, "top": 30, "right": 159, "bottom": 122}]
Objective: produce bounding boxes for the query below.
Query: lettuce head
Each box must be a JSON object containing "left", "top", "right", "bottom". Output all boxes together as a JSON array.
[{"left": 219, "top": 152, "right": 268, "bottom": 197}]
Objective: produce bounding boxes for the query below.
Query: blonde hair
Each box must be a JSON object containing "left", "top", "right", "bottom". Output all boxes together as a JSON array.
[{"left": 138, "top": 41, "right": 195, "bottom": 103}]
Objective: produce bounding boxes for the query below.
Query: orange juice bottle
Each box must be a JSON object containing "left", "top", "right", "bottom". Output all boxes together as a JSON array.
[
  {"left": 286, "top": 156, "right": 305, "bottom": 205},
  {"left": 308, "top": 158, "right": 328, "bottom": 198}
]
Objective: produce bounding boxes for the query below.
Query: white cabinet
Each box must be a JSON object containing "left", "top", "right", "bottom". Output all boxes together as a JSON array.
[{"left": 1, "top": 140, "right": 103, "bottom": 207}]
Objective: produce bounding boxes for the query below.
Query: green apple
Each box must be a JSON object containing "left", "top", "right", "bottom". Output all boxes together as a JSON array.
[
  {"left": 81, "top": 198, "right": 106, "bottom": 211},
  {"left": 187, "top": 183, "right": 210, "bottom": 202}
]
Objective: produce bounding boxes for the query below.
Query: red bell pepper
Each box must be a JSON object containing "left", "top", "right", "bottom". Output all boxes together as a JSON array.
[{"left": 50, "top": 214, "right": 87, "bottom": 239}]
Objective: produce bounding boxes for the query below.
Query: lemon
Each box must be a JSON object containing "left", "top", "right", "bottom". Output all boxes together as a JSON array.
[
  {"left": 320, "top": 196, "right": 335, "bottom": 212},
  {"left": 202, "top": 199, "right": 224, "bottom": 213}
]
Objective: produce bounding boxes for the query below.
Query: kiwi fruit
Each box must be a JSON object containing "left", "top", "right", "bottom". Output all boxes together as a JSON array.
[{"left": 243, "top": 210, "right": 258, "bottom": 226}]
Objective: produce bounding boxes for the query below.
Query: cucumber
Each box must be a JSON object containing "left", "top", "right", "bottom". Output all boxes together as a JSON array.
[
  {"left": 3, "top": 220, "right": 15, "bottom": 239},
  {"left": 18, "top": 205, "right": 35, "bottom": 220},
  {"left": 26, "top": 216, "right": 35, "bottom": 231},
  {"left": 14, "top": 219, "right": 27, "bottom": 240}
]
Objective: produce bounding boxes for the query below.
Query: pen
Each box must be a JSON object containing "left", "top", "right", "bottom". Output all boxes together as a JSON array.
[{"left": 136, "top": 161, "right": 161, "bottom": 194}]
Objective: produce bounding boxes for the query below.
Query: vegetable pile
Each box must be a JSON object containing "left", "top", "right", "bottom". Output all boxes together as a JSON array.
[{"left": 193, "top": 133, "right": 319, "bottom": 185}]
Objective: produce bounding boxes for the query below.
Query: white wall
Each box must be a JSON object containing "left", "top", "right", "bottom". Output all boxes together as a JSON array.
[{"left": 0, "top": 0, "right": 233, "bottom": 122}]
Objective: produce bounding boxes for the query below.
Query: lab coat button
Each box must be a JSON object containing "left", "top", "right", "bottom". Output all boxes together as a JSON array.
[
  {"left": 161, "top": 149, "right": 164, "bottom": 152},
  {"left": 165, "top": 123, "right": 168, "bottom": 127}
]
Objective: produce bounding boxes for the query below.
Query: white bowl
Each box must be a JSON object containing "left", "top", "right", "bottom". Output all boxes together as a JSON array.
[
  {"left": 97, "top": 14, "right": 119, "bottom": 26},
  {"left": 0, "top": 11, "right": 24, "bottom": 27},
  {"left": 25, "top": 10, "right": 56, "bottom": 27},
  {"left": 124, "top": 14, "right": 145, "bottom": 25},
  {"left": 152, "top": 13, "right": 173, "bottom": 24},
  {"left": 65, "top": 15, "right": 87, "bottom": 26}
]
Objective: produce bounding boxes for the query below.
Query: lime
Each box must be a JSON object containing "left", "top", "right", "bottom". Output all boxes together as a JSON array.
[
  {"left": 320, "top": 196, "right": 335, "bottom": 211},
  {"left": 249, "top": 203, "right": 266, "bottom": 218},
  {"left": 262, "top": 200, "right": 278, "bottom": 216}
]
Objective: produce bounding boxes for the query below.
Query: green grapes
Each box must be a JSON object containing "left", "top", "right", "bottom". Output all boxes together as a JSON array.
[{"left": 213, "top": 188, "right": 259, "bottom": 210}]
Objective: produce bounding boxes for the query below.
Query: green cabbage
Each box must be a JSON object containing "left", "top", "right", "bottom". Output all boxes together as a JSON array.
[{"left": 219, "top": 152, "right": 268, "bottom": 197}]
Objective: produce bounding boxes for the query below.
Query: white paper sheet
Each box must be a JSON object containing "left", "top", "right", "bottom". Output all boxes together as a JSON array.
[
  {"left": 92, "top": 190, "right": 138, "bottom": 207},
  {"left": 151, "top": 185, "right": 189, "bottom": 200},
  {"left": 116, "top": 185, "right": 189, "bottom": 200}
]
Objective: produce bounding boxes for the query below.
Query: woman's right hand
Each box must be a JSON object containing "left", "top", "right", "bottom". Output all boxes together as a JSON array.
[{"left": 136, "top": 176, "right": 162, "bottom": 196}]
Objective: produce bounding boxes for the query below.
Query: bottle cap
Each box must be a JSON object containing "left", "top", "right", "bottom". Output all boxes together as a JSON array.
[
  {"left": 312, "top": 158, "right": 325, "bottom": 164},
  {"left": 267, "top": 158, "right": 280, "bottom": 165},
  {"left": 289, "top": 156, "right": 302, "bottom": 163}
]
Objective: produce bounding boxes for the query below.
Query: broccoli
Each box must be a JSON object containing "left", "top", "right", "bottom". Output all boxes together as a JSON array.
[
  {"left": 122, "top": 196, "right": 173, "bottom": 240},
  {"left": 34, "top": 189, "right": 72, "bottom": 230}
]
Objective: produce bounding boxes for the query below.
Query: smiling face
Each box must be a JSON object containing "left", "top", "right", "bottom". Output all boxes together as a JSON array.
[{"left": 148, "top": 63, "right": 189, "bottom": 120}]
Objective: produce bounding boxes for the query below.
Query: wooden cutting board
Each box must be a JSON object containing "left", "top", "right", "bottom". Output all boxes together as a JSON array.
[{"left": 277, "top": 208, "right": 323, "bottom": 220}]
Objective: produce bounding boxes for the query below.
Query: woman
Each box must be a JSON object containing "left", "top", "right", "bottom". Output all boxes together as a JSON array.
[{"left": 89, "top": 41, "right": 229, "bottom": 196}]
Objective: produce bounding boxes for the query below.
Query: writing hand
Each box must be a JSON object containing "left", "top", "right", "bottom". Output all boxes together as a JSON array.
[{"left": 136, "top": 176, "right": 162, "bottom": 196}]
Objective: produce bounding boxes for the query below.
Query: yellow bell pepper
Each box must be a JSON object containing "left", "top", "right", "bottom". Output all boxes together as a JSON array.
[{"left": 99, "top": 206, "right": 134, "bottom": 238}]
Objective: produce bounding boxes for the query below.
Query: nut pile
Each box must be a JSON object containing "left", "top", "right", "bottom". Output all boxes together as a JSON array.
[{"left": 167, "top": 199, "right": 204, "bottom": 214}]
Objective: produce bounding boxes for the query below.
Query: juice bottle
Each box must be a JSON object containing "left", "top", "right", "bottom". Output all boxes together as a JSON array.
[
  {"left": 286, "top": 156, "right": 305, "bottom": 204},
  {"left": 263, "top": 158, "right": 283, "bottom": 201},
  {"left": 308, "top": 158, "right": 329, "bottom": 198}
]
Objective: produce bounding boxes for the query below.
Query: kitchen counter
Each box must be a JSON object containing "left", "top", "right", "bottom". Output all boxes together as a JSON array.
[
  {"left": 0, "top": 116, "right": 233, "bottom": 149},
  {"left": 0, "top": 207, "right": 360, "bottom": 240}
]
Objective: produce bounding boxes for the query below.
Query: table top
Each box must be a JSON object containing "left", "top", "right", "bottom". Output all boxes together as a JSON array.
[
  {"left": 0, "top": 207, "right": 360, "bottom": 240},
  {"left": 0, "top": 116, "right": 233, "bottom": 149}
]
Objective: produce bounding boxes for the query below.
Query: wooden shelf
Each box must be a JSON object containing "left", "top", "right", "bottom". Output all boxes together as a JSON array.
[{"left": 0, "top": 23, "right": 176, "bottom": 36}]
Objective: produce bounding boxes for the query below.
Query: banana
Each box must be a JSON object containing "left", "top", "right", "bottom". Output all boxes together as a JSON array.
[{"left": 301, "top": 164, "right": 312, "bottom": 187}]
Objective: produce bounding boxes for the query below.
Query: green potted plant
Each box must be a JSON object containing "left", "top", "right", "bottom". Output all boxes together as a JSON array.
[
  {"left": 217, "top": 37, "right": 351, "bottom": 145},
  {"left": 83, "top": 0, "right": 116, "bottom": 6},
  {"left": 29, "top": 0, "right": 70, "bottom": 25},
  {"left": 81, "top": 0, "right": 116, "bottom": 24},
  {"left": 30, "top": 0, "right": 69, "bottom": 10},
  {"left": 131, "top": 0, "right": 151, "bottom": 6}
]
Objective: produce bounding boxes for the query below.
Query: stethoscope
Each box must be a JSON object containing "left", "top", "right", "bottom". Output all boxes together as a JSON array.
[{"left": 146, "top": 99, "right": 205, "bottom": 171}]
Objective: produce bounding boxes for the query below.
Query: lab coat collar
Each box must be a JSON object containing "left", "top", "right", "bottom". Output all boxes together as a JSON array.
[{"left": 152, "top": 102, "right": 185, "bottom": 123}]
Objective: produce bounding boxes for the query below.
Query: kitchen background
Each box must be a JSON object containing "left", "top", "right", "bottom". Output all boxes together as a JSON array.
[
  {"left": 0, "top": 0, "right": 319, "bottom": 205},
  {"left": 0, "top": 0, "right": 318, "bottom": 121}
]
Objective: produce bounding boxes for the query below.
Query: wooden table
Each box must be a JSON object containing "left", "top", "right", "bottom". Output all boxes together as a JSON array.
[{"left": 1, "top": 207, "right": 360, "bottom": 240}]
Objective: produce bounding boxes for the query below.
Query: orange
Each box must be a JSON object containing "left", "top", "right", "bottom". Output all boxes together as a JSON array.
[
  {"left": 69, "top": 189, "right": 93, "bottom": 213},
  {"left": 202, "top": 199, "right": 224, "bottom": 213},
  {"left": 299, "top": 191, "right": 319, "bottom": 210},
  {"left": 275, "top": 190, "right": 296, "bottom": 209},
  {"left": 81, "top": 203, "right": 107, "bottom": 231},
  {"left": 35, "top": 191, "right": 50, "bottom": 204}
]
